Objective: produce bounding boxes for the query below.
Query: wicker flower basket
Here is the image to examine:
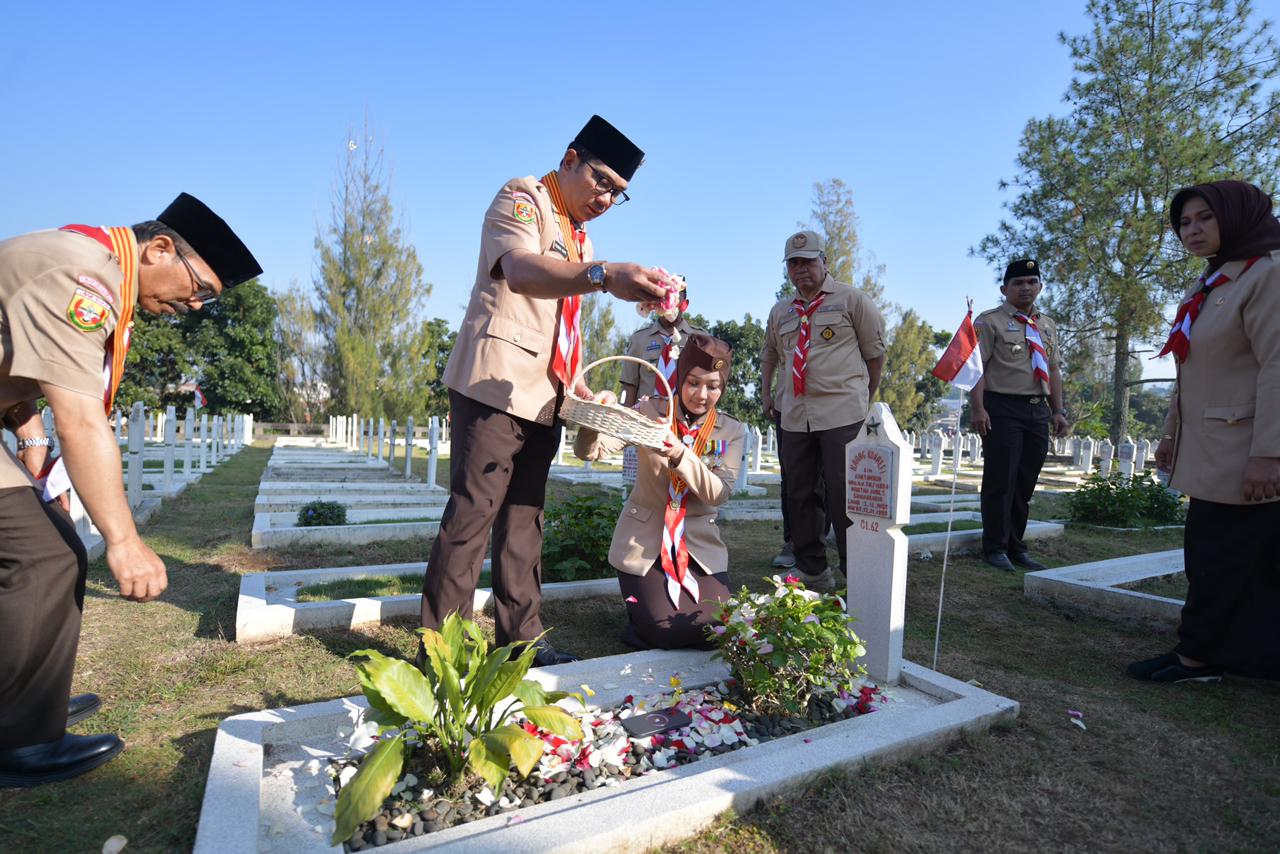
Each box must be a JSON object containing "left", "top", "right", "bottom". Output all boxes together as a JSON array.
[{"left": 559, "top": 356, "right": 674, "bottom": 450}]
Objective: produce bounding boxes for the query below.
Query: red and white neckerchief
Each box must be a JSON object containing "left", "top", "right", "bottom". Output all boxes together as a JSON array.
[
  {"left": 540, "top": 172, "right": 587, "bottom": 388},
  {"left": 660, "top": 407, "right": 717, "bottom": 609},
  {"left": 655, "top": 332, "right": 680, "bottom": 398},
  {"left": 1012, "top": 312, "right": 1050, "bottom": 393},
  {"left": 38, "top": 225, "right": 139, "bottom": 500},
  {"left": 1156, "top": 257, "right": 1262, "bottom": 363},
  {"left": 790, "top": 292, "right": 827, "bottom": 395}
]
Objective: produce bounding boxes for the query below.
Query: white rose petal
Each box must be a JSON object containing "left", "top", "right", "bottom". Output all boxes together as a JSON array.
[{"left": 102, "top": 836, "right": 128, "bottom": 854}]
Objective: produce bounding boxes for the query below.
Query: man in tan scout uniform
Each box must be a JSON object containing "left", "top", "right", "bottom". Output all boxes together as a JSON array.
[
  {"left": 761, "top": 230, "right": 886, "bottom": 592},
  {"left": 425, "top": 116, "right": 668, "bottom": 666},
  {"left": 619, "top": 283, "right": 707, "bottom": 404},
  {"left": 969, "top": 259, "right": 1069, "bottom": 573},
  {"left": 0, "top": 194, "right": 260, "bottom": 788}
]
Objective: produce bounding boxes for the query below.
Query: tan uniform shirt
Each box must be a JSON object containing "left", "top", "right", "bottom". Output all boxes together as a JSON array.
[
  {"left": 1162, "top": 251, "right": 1280, "bottom": 505},
  {"left": 443, "top": 175, "right": 594, "bottom": 426},
  {"left": 760, "top": 276, "right": 886, "bottom": 432},
  {"left": 0, "top": 229, "right": 131, "bottom": 489},
  {"left": 973, "top": 302, "right": 1059, "bottom": 395},
  {"left": 619, "top": 317, "right": 709, "bottom": 399},
  {"left": 574, "top": 399, "right": 746, "bottom": 576}
]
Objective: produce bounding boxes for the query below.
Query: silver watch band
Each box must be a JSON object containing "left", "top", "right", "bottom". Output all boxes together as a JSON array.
[{"left": 16, "top": 437, "right": 51, "bottom": 450}]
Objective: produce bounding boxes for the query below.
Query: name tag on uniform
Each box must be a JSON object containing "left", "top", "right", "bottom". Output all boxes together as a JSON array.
[
  {"left": 645, "top": 341, "right": 662, "bottom": 351},
  {"left": 816, "top": 304, "right": 842, "bottom": 312},
  {"left": 550, "top": 239, "right": 569, "bottom": 259},
  {"left": 1007, "top": 321, "right": 1019, "bottom": 331}
]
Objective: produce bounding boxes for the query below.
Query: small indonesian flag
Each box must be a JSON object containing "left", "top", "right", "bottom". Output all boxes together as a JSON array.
[
  {"left": 931, "top": 310, "right": 983, "bottom": 391},
  {"left": 194, "top": 386, "right": 207, "bottom": 409}
]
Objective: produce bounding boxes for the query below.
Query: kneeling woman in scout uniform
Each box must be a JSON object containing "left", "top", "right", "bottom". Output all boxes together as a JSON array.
[{"left": 575, "top": 335, "right": 747, "bottom": 649}]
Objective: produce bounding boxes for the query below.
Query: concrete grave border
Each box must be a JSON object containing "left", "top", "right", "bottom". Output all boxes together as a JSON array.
[
  {"left": 1023, "top": 549, "right": 1184, "bottom": 626},
  {"left": 236, "top": 562, "right": 618, "bottom": 643},
  {"left": 251, "top": 508, "right": 445, "bottom": 550},
  {"left": 195, "top": 649, "right": 1018, "bottom": 854}
]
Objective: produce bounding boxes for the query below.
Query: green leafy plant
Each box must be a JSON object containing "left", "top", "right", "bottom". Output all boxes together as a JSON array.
[
  {"left": 332, "top": 614, "right": 584, "bottom": 845},
  {"left": 542, "top": 491, "right": 622, "bottom": 581},
  {"left": 1067, "top": 471, "right": 1184, "bottom": 527},
  {"left": 709, "top": 576, "right": 867, "bottom": 716},
  {"left": 297, "top": 500, "right": 347, "bottom": 527}
]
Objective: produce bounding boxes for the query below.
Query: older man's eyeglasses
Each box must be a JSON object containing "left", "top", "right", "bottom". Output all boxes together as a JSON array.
[
  {"left": 175, "top": 248, "right": 220, "bottom": 304},
  {"left": 588, "top": 165, "right": 630, "bottom": 206}
]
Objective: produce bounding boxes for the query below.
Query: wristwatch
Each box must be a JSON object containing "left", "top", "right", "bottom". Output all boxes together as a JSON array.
[
  {"left": 16, "top": 437, "right": 51, "bottom": 451},
  {"left": 587, "top": 264, "right": 607, "bottom": 292}
]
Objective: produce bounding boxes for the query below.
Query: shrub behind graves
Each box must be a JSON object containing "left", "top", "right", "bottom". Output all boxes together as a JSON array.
[
  {"left": 710, "top": 576, "right": 867, "bottom": 716},
  {"left": 334, "top": 615, "right": 583, "bottom": 845},
  {"left": 297, "top": 500, "right": 347, "bottom": 527},
  {"left": 1067, "top": 471, "right": 1184, "bottom": 527},
  {"left": 542, "top": 491, "right": 623, "bottom": 582}
]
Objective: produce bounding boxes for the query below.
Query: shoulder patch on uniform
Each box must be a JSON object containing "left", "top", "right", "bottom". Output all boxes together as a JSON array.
[
  {"left": 513, "top": 199, "right": 535, "bottom": 223},
  {"left": 67, "top": 288, "right": 110, "bottom": 332},
  {"left": 511, "top": 190, "right": 535, "bottom": 204},
  {"left": 76, "top": 275, "right": 115, "bottom": 307}
]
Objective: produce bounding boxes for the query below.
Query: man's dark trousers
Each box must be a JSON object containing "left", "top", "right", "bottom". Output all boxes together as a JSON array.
[
  {"left": 0, "top": 487, "right": 88, "bottom": 749},
  {"left": 421, "top": 390, "right": 560, "bottom": 646},
  {"left": 778, "top": 421, "right": 862, "bottom": 577},
  {"left": 979, "top": 391, "right": 1050, "bottom": 556}
]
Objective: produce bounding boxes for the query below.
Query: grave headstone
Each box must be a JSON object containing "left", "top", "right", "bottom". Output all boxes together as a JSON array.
[
  {"left": 377, "top": 417, "right": 386, "bottom": 461},
  {"left": 427, "top": 416, "right": 440, "bottom": 487},
  {"left": 389, "top": 419, "right": 398, "bottom": 467},
  {"left": 750, "top": 427, "right": 763, "bottom": 474},
  {"left": 971, "top": 433, "right": 983, "bottom": 465},
  {"left": 199, "top": 413, "right": 210, "bottom": 472},
  {"left": 1136, "top": 439, "right": 1150, "bottom": 474},
  {"left": 127, "top": 402, "right": 145, "bottom": 508},
  {"left": 767, "top": 426, "right": 777, "bottom": 455},
  {"left": 163, "top": 405, "right": 177, "bottom": 491},
  {"left": 183, "top": 408, "right": 195, "bottom": 476},
  {"left": 929, "top": 432, "right": 944, "bottom": 476},
  {"left": 403, "top": 416, "right": 414, "bottom": 478},
  {"left": 1097, "top": 438, "right": 1114, "bottom": 478},
  {"left": 845, "top": 402, "right": 912, "bottom": 684},
  {"left": 114, "top": 410, "right": 123, "bottom": 446},
  {"left": 1080, "top": 437, "right": 1095, "bottom": 475},
  {"left": 734, "top": 438, "right": 749, "bottom": 494},
  {"left": 213, "top": 415, "right": 223, "bottom": 463},
  {"left": 622, "top": 445, "right": 639, "bottom": 490},
  {"left": 1118, "top": 438, "right": 1136, "bottom": 478}
]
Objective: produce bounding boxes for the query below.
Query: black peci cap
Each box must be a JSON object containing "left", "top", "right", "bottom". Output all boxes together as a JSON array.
[
  {"left": 157, "top": 193, "right": 262, "bottom": 288},
  {"left": 572, "top": 115, "right": 645, "bottom": 181},
  {"left": 1003, "top": 258, "right": 1041, "bottom": 284}
]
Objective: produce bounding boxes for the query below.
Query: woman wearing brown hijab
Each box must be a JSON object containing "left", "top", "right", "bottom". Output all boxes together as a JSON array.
[
  {"left": 575, "top": 335, "right": 747, "bottom": 649},
  {"left": 1130, "top": 180, "right": 1280, "bottom": 683}
]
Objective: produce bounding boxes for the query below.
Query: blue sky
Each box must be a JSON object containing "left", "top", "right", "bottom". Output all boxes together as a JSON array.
[{"left": 3, "top": 1, "right": 1189, "bottom": 357}]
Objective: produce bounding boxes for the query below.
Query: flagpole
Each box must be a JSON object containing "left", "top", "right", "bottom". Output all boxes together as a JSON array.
[{"left": 932, "top": 297, "right": 973, "bottom": 672}]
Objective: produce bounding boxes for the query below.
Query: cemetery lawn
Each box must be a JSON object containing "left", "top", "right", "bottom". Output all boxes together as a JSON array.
[
  {"left": 293, "top": 571, "right": 491, "bottom": 602},
  {"left": 0, "top": 442, "right": 1276, "bottom": 853},
  {"left": 1120, "top": 572, "right": 1190, "bottom": 602},
  {"left": 901, "top": 520, "right": 982, "bottom": 535}
]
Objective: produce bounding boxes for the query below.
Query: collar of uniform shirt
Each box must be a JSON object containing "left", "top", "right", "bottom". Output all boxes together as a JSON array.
[
  {"left": 1001, "top": 300, "right": 1040, "bottom": 319},
  {"left": 795, "top": 273, "right": 837, "bottom": 305}
]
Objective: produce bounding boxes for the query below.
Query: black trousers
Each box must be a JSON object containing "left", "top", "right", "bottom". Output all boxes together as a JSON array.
[
  {"left": 1178, "top": 498, "right": 1280, "bottom": 678},
  {"left": 979, "top": 392, "right": 1050, "bottom": 556},
  {"left": 421, "top": 391, "right": 561, "bottom": 646},
  {"left": 0, "top": 487, "right": 88, "bottom": 749},
  {"left": 616, "top": 561, "right": 731, "bottom": 650},
  {"left": 779, "top": 421, "right": 863, "bottom": 576}
]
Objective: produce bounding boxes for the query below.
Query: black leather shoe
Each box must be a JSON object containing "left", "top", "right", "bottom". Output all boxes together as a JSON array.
[
  {"left": 67, "top": 694, "right": 101, "bottom": 728},
  {"left": 531, "top": 640, "right": 581, "bottom": 667},
  {"left": 1009, "top": 552, "right": 1048, "bottom": 571},
  {"left": 0, "top": 734, "right": 124, "bottom": 788},
  {"left": 982, "top": 552, "right": 1016, "bottom": 572},
  {"left": 1127, "top": 651, "right": 1223, "bottom": 683}
]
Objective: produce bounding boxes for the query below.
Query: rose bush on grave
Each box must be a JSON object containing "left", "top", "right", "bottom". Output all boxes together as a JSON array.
[
  {"left": 708, "top": 575, "right": 867, "bottom": 716},
  {"left": 331, "top": 614, "right": 584, "bottom": 844}
]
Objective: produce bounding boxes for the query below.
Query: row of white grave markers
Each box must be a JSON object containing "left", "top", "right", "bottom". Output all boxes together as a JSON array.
[{"left": 327, "top": 413, "right": 447, "bottom": 485}]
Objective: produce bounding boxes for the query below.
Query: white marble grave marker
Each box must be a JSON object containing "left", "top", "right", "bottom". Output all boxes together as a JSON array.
[
  {"left": 403, "top": 416, "right": 414, "bottom": 478},
  {"left": 183, "top": 408, "right": 195, "bottom": 475},
  {"left": 845, "top": 402, "right": 912, "bottom": 684},
  {"left": 163, "top": 405, "right": 177, "bottom": 491},
  {"left": 199, "top": 413, "right": 210, "bottom": 472},
  {"left": 1097, "top": 438, "right": 1114, "bottom": 478},
  {"left": 427, "top": 417, "right": 440, "bottom": 487},
  {"left": 1118, "top": 439, "right": 1136, "bottom": 478},
  {"left": 127, "top": 402, "right": 145, "bottom": 508},
  {"left": 1136, "top": 439, "right": 1150, "bottom": 474},
  {"left": 1080, "top": 438, "right": 1095, "bottom": 475}
]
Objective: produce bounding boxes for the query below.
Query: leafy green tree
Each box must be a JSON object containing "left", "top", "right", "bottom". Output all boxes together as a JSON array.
[
  {"left": 579, "top": 293, "right": 625, "bottom": 392},
  {"left": 975, "top": 0, "right": 1280, "bottom": 441},
  {"left": 709, "top": 314, "right": 767, "bottom": 428},
  {"left": 785, "top": 178, "right": 887, "bottom": 310},
  {"left": 275, "top": 284, "right": 326, "bottom": 423},
  {"left": 314, "top": 126, "right": 431, "bottom": 417},
  {"left": 878, "top": 309, "right": 946, "bottom": 430},
  {"left": 117, "top": 312, "right": 186, "bottom": 410},
  {"left": 418, "top": 317, "right": 456, "bottom": 417},
  {"left": 181, "top": 279, "right": 283, "bottom": 418}
]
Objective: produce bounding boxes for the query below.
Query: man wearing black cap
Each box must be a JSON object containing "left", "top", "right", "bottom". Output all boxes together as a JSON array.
[
  {"left": 426, "top": 116, "right": 668, "bottom": 666},
  {"left": 0, "top": 193, "right": 261, "bottom": 787},
  {"left": 970, "top": 259, "right": 1068, "bottom": 572}
]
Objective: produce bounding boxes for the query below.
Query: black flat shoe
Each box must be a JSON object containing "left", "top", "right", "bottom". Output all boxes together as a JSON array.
[
  {"left": 983, "top": 552, "right": 1016, "bottom": 572},
  {"left": 531, "top": 640, "right": 581, "bottom": 667},
  {"left": 0, "top": 733, "right": 124, "bottom": 789},
  {"left": 1009, "top": 552, "right": 1048, "bottom": 571},
  {"left": 67, "top": 693, "right": 101, "bottom": 728},
  {"left": 1128, "top": 652, "right": 1222, "bottom": 683}
]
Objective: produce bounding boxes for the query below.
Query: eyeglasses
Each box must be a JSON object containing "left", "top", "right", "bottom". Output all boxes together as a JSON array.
[
  {"left": 175, "top": 248, "right": 220, "bottom": 304},
  {"left": 588, "top": 165, "right": 630, "bottom": 206}
]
